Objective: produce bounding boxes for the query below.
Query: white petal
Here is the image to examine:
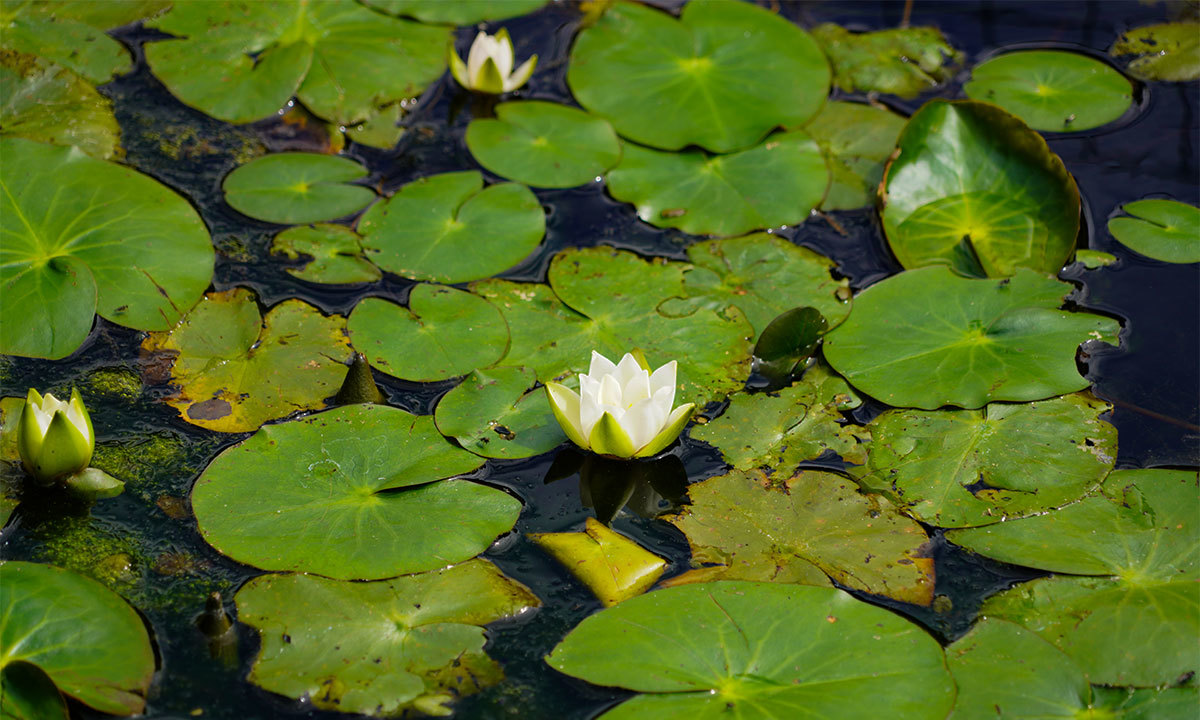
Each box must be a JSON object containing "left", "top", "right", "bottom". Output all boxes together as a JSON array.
[
  {"left": 649, "top": 361, "right": 677, "bottom": 406},
  {"left": 65, "top": 404, "right": 90, "bottom": 441},
  {"left": 495, "top": 33, "right": 514, "bottom": 79},
  {"left": 599, "top": 374, "right": 623, "bottom": 408},
  {"left": 580, "top": 391, "right": 604, "bottom": 440},
  {"left": 621, "top": 396, "right": 660, "bottom": 451},
  {"left": 466, "top": 32, "right": 492, "bottom": 85},
  {"left": 579, "top": 374, "right": 601, "bottom": 403},
  {"left": 621, "top": 370, "right": 651, "bottom": 408},
  {"left": 588, "top": 350, "right": 617, "bottom": 378},
  {"left": 650, "top": 385, "right": 674, "bottom": 427},
  {"left": 29, "top": 402, "right": 53, "bottom": 436}
]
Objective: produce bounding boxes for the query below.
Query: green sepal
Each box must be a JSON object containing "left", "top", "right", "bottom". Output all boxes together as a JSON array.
[
  {"left": 33, "top": 411, "right": 94, "bottom": 481},
  {"left": 64, "top": 468, "right": 124, "bottom": 500},
  {"left": 634, "top": 403, "right": 694, "bottom": 458},
  {"left": 545, "top": 382, "right": 588, "bottom": 449},
  {"left": 475, "top": 57, "right": 506, "bottom": 94},
  {"left": 629, "top": 349, "right": 651, "bottom": 372},
  {"left": 69, "top": 387, "right": 94, "bottom": 449},
  {"left": 507, "top": 55, "right": 538, "bottom": 91},
  {"left": 448, "top": 44, "right": 471, "bottom": 89},
  {"left": 17, "top": 389, "right": 45, "bottom": 468},
  {"left": 589, "top": 412, "right": 635, "bottom": 458}
]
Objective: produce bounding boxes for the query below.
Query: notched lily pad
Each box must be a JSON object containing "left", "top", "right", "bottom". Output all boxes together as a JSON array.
[
  {"left": 1110, "top": 22, "right": 1200, "bottom": 82},
  {"left": 803, "top": 101, "right": 906, "bottom": 211},
  {"left": 0, "top": 51, "right": 120, "bottom": 159},
  {"left": 1107, "top": 198, "right": 1200, "bottom": 264},
  {"left": 531, "top": 517, "right": 666, "bottom": 607},
  {"left": 434, "top": 366, "right": 564, "bottom": 459},
  {"left": 812, "top": 24, "right": 962, "bottom": 98},
  {"left": 223, "top": 152, "right": 375, "bottom": 225},
  {"left": 271, "top": 224, "right": 382, "bottom": 284}
]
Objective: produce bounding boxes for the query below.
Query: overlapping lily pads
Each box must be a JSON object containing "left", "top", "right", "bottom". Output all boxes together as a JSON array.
[
  {"left": 606, "top": 131, "right": 829, "bottom": 237},
  {"left": 881, "top": 100, "right": 1080, "bottom": 277},
  {"left": 812, "top": 24, "right": 961, "bottom": 98},
  {"left": 223, "top": 153, "right": 375, "bottom": 225},
  {"left": 192, "top": 404, "right": 521, "bottom": 579},
  {"left": 803, "top": 101, "right": 906, "bottom": 211},
  {"left": 568, "top": 0, "right": 829, "bottom": 153},
  {"left": 0, "top": 52, "right": 119, "bottom": 159},
  {"left": 823, "top": 266, "right": 1120, "bottom": 409},
  {"left": 236, "top": 560, "right": 538, "bottom": 716},
  {"left": 434, "top": 366, "right": 564, "bottom": 459},
  {"left": 270, "top": 224, "right": 382, "bottom": 284},
  {"left": 1110, "top": 22, "right": 1200, "bottom": 82},
  {"left": 364, "top": 0, "right": 547, "bottom": 24},
  {"left": 1107, "top": 199, "right": 1200, "bottom": 263},
  {"left": 1, "top": 138, "right": 213, "bottom": 360},
  {"left": 141, "top": 288, "right": 352, "bottom": 432},
  {"left": 547, "top": 582, "right": 955, "bottom": 719}
]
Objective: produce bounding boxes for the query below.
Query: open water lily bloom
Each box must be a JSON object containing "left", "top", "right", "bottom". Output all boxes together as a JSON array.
[
  {"left": 17, "top": 387, "right": 94, "bottom": 483},
  {"left": 449, "top": 28, "right": 538, "bottom": 94},
  {"left": 546, "top": 351, "right": 695, "bottom": 459}
]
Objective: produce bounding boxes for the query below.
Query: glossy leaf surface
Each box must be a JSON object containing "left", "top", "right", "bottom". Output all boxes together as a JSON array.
[
  {"left": 223, "top": 153, "right": 375, "bottom": 225},
  {"left": 435, "top": 366, "right": 564, "bottom": 459},
  {"left": 1107, "top": 199, "right": 1200, "bottom": 263}
]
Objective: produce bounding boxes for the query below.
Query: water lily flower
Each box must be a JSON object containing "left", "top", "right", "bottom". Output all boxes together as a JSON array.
[
  {"left": 17, "top": 388, "right": 94, "bottom": 483},
  {"left": 546, "top": 351, "right": 695, "bottom": 459},
  {"left": 449, "top": 28, "right": 537, "bottom": 94}
]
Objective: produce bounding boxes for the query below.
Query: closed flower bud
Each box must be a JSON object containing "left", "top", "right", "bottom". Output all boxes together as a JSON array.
[
  {"left": 18, "top": 388, "right": 94, "bottom": 483},
  {"left": 449, "top": 28, "right": 537, "bottom": 94}
]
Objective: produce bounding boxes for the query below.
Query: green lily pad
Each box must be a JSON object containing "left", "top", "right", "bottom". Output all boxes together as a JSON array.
[
  {"left": 0, "top": 52, "right": 119, "bottom": 159},
  {"left": 434, "top": 366, "right": 564, "bottom": 459},
  {"left": 0, "top": 561, "right": 155, "bottom": 715},
  {"left": 881, "top": 100, "right": 1080, "bottom": 277},
  {"left": 1111, "top": 22, "right": 1200, "bottom": 82},
  {"left": 1074, "top": 249, "right": 1118, "bottom": 268},
  {"left": 691, "top": 364, "right": 869, "bottom": 472},
  {"left": 1107, "top": 199, "right": 1200, "bottom": 263},
  {"left": 348, "top": 285, "right": 509, "bottom": 382},
  {"left": 803, "top": 101, "right": 906, "bottom": 211},
  {"left": 192, "top": 403, "right": 521, "bottom": 580},
  {"left": 466, "top": 101, "right": 620, "bottom": 189},
  {"left": 753, "top": 308, "right": 828, "bottom": 387},
  {"left": 812, "top": 24, "right": 962, "bottom": 99},
  {"left": 1, "top": 662, "right": 68, "bottom": 720},
  {"left": 270, "top": 224, "right": 382, "bottom": 284},
  {"left": 949, "top": 469, "right": 1199, "bottom": 686},
  {"left": 567, "top": 0, "right": 829, "bottom": 152},
  {"left": 363, "top": 0, "right": 547, "bottom": 24},
  {"left": 531, "top": 517, "right": 667, "bottom": 607},
  {"left": 606, "top": 130, "right": 829, "bottom": 237},
  {"left": 345, "top": 102, "right": 404, "bottom": 149},
  {"left": 358, "top": 171, "right": 545, "bottom": 283},
  {"left": 964, "top": 50, "right": 1133, "bottom": 132},
  {"left": 0, "top": 398, "right": 23, "bottom": 528},
  {"left": 1, "top": 138, "right": 213, "bottom": 360},
  {"left": 236, "top": 560, "right": 538, "bottom": 716},
  {"left": 547, "top": 581, "right": 955, "bottom": 720},
  {"left": 141, "top": 288, "right": 353, "bottom": 433},
  {"left": 145, "top": 1, "right": 448, "bottom": 124},
  {"left": 223, "top": 153, "right": 375, "bottom": 225},
  {"left": 856, "top": 393, "right": 1117, "bottom": 528},
  {"left": 665, "top": 469, "right": 935, "bottom": 605},
  {"left": 823, "top": 266, "right": 1120, "bottom": 410}
]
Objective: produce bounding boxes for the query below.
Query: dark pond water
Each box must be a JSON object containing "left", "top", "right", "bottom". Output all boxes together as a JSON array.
[{"left": 1, "top": 1, "right": 1197, "bottom": 719}]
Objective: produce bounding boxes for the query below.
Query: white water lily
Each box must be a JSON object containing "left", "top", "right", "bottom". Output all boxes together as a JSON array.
[
  {"left": 546, "top": 351, "right": 695, "bottom": 459},
  {"left": 449, "top": 28, "right": 538, "bottom": 94},
  {"left": 18, "top": 388, "right": 94, "bottom": 483}
]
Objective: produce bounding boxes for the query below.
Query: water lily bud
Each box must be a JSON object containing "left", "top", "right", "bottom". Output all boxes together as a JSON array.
[
  {"left": 17, "top": 388, "right": 94, "bottom": 483},
  {"left": 449, "top": 28, "right": 538, "bottom": 94},
  {"left": 545, "top": 351, "right": 695, "bottom": 459}
]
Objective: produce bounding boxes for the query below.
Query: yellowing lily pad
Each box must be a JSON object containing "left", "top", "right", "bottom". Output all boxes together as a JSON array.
[
  {"left": 1111, "top": 22, "right": 1200, "bottom": 82},
  {"left": 1107, "top": 198, "right": 1200, "bottom": 264},
  {"left": 0, "top": 52, "right": 119, "bottom": 159},
  {"left": 270, "top": 224, "right": 382, "bottom": 284},
  {"left": 434, "top": 366, "right": 565, "bottom": 459},
  {"left": 531, "top": 517, "right": 666, "bottom": 607},
  {"left": 812, "top": 24, "right": 962, "bottom": 98},
  {"left": 223, "top": 153, "right": 375, "bottom": 225}
]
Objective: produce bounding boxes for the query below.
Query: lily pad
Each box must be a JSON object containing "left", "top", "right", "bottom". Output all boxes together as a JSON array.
[
  {"left": 1111, "top": 22, "right": 1200, "bottom": 82},
  {"left": 364, "top": 0, "right": 548, "bottom": 24},
  {"left": 547, "top": 582, "right": 955, "bottom": 720},
  {"left": 358, "top": 171, "right": 545, "bottom": 283},
  {"left": 1, "top": 138, "right": 213, "bottom": 360},
  {"left": 948, "top": 469, "right": 1199, "bottom": 686},
  {"left": 823, "top": 266, "right": 1120, "bottom": 410},
  {"left": 345, "top": 102, "right": 404, "bottom": 149},
  {"left": 236, "top": 560, "right": 538, "bottom": 716},
  {"left": 812, "top": 24, "right": 961, "bottom": 98},
  {"left": 348, "top": 285, "right": 509, "bottom": 382},
  {"left": 665, "top": 470, "right": 934, "bottom": 605},
  {"left": 803, "top": 101, "right": 906, "bottom": 211},
  {"left": 223, "top": 153, "right": 375, "bottom": 225},
  {"left": 466, "top": 101, "right": 621, "bottom": 189},
  {"left": 753, "top": 308, "right": 828, "bottom": 387},
  {"left": 0, "top": 52, "right": 119, "bottom": 159},
  {"left": 0, "top": 561, "right": 155, "bottom": 715},
  {"left": 141, "top": 288, "right": 353, "bottom": 433},
  {"left": 881, "top": 100, "right": 1080, "bottom": 277},
  {"left": 145, "top": 1, "right": 448, "bottom": 124},
  {"left": 192, "top": 403, "right": 520, "bottom": 580},
  {"left": 1107, "top": 199, "right": 1200, "bottom": 263},
  {"left": 531, "top": 517, "right": 666, "bottom": 607},
  {"left": 434, "top": 366, "right": 564, "bottom": 459},
  {"left": 856, "top": 393, "right": 1117, "bottom": 528},
  {"left": 567, "top": 0, "right": 829, "bottom": 152},
  {"left": 270, "top": 224, "right": 382, "bottom": 284},
  {"left": 964, "top": 50, "right": 1132, "bottom": 132},
  {"left": 1, "top": 662, "right": 68, "bottom": 720}
]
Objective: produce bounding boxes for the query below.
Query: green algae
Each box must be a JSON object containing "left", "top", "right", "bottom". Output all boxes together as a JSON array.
[{"left": 82, "top": 366, "right": 142, "bottom": 402}]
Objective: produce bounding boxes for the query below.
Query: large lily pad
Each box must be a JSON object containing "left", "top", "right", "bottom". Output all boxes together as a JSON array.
[
  {"left": 812, "top": 24, "right": 961, "bottom": 98},
  {"left": 665, "top": 470, "right": 934, "bottom": 605},
  {"left": 881, "top": 100, "right": 1080, "bottom": 277},
  {"left": 948, "top": 469, "right": 1199, "bottom": 686},
  {"left": 434, "top": 366, "right": 564, "bottom": 459},
  {"left": 348, "top": 285, "right": 509, "bottom": 382},
  {"left": 192, "top": 403, "right": 521, "bottom": 580},
  {"left": 0, "top": 52, "right": 119, "bottom": 159},
  {"left": 823, "top": 266, "right": 1120, "bottom": 410},
  {"left": 358, "top": 171, "right": 545, "bottom": 283},
  {"left": 605, "top": 130, "right": 829, "bottom": 237},
  {"left": 223, "top": 153, "right": 375, "bottom": 225},
  {"left": 567, "top": 0, "right": 829, "bottom": 153},
  {"left": 270, "top": 224, "right": 382, "bottom": 284},
  {"left": 803, "top": 101, "right": 906, "bottom": 211},
  {"left": 141, "top": 288, "right": 352, "bottom": 432},
  {"left": 547, "top": 582, "right": 955, "bottom": 720},
  {"left": 145, "top": 1, "right": 448, "bottom": 124},
  {"left": 1110, "top": 22, "right": 1200, "bottom": 82},
  {"left": 856, "top": 393, "right": 1117, "bottom": 528},
  {"left": 236, "top": 560, "right": 538, "bottom": 716},
  {"left": 0, "top": 561, "right": 155, "bottom": 715},
  {"left": 364, "top": 0, "right": 548, "bottom": 24},
  {"left": 1, "top": 138, "right": 213, "bottom": 360},
  {"left": 1107, "top": 199, "right": 1200, "bottom": 263}
]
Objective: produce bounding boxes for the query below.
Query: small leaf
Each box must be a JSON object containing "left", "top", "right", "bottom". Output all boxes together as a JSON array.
[
  {"left": 223, "top": 153, "right": 375, "bottom": 225},
  {"left": 531, "top": 517, "right": 666, "bottom": 606}
]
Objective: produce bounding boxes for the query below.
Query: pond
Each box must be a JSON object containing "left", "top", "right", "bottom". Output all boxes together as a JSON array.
[{"left": 1, "top": 1, "right": 1197, "bottom": 719}]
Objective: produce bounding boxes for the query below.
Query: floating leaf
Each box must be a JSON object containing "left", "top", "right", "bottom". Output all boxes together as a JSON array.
[
  {"left": 803, "top": 101, "right": 905, "bottom": 211},
  {"left": 1107, "top": 199, "right": 1200, "bottom": 263},
  {"left": 568, "top": 0, "right": 829, "bottom": 152},
  {"left": 0, "top": 561, "right": 154, "bottom": 715},
  {"left": 949, "top": 469, "right": 1199, "bottom": 686},
  {"left": 348, "top": 285, "right": 509, "bottom": 382},
  {"left": 236, "top": 560, "right": 538, "bottom": 716},
  {"left": 531, "top": 517, "right": 666, "bottom": 607},
  {"left": 1110, "top": 22, "right": 1200, "bottom": 82},
  {"left": 0, "top": 52, "right": 119, "bottom": 159},
  {"left": 434, "top": 366, "right": 564, "bottom": 459},
  {"left": 881, "top": 100, "right": 1080, "bottom": 277},
  {"left": 823, "top": 266, "right": 1120, "bottom": 409},
  {"left": 271, "top": 224, "right": 381, "bottom": 284},
  {"left": 363, "top": 0, "right": 548, "bottom": 24},
  {"left": 1, "top": 662, "right": 68, "bottom": 720},
  {"left": 223, "top": 153, "right": 375, "bottom": 225},
  {"left": 1, "top": 138, "right": 213, "bottom": 360},
  {"left": 1074, "top": 249, "right": 1118, "bottom": 268},
  {"left": 141, "top": 288, "right": 353, "bottom": 432},
  {"left": 358, "top": 171, "right": 545, "bottom": 283},
  {"left": 192, "top": 404, "right": 520, "bottom": 580},
  {"left": 812, "top": 24, "right": 961, "bottom": 98},
  {"left": 857, "top": 393, "right": 1117, "bottom": 528},
  {"left": 345, "top": 102, "right": 404, "bottom": 149},
  {"left": 547, "top": 582, "right": 955, "bottom": 719}
]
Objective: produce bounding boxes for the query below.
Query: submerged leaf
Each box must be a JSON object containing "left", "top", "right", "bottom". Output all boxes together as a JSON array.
[
  {"left": 531, "top": 517, "right": 666, "bottom": 606},
  {"left": 1110, "top": 22, "right": 1200, "bottom": 82},
  {"left": 813, "top": 24, "right": 961, "bottom": 98},
  {"left": 803, "top": 100, "right": 906, "bottom": 211},
  {"left": 0, "top": 52, "right": 119, "bottom": 159}
]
